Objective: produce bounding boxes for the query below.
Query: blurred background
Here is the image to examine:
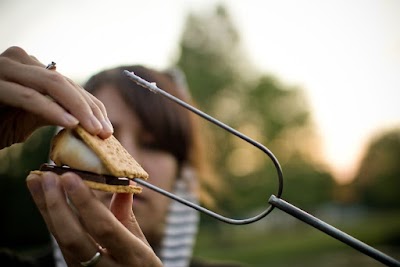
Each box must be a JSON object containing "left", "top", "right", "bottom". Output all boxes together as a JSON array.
[{"left": 1, "top": 0, "right": 399, "bottom": 266}]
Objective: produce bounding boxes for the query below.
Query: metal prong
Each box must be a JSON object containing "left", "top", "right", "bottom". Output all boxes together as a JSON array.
[{"left": 123, "top": 70, "right": 159, "bottom": 93}]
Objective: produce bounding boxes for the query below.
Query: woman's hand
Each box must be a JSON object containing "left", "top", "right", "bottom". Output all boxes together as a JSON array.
[
  {"left": 0, "top": 46, "right": 113, "bottom": 149},
  {"left": 26, "top": 172, "right": 162, "bottom": 267}
]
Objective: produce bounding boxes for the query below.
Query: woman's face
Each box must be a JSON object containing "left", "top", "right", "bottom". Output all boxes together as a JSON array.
[{"left": 92, "top": 85, "right": 178, "bottom": 247}]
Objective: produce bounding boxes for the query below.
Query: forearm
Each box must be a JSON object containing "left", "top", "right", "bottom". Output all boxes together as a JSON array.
[{"left": 0, "top": 109, "right": 22, "bottom": 150}]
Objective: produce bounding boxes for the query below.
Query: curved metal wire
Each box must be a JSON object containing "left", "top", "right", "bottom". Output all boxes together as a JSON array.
[{"left": 125, "top": 70, "right": 283, "bottom": 225}]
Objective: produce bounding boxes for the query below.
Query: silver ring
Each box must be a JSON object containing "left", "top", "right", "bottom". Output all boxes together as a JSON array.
[
  {"left": 46, "top": 61, "right": 56, "bottom": 70},
  {"left": 80, "top": 251, "right": 102, "bottom": 267}
]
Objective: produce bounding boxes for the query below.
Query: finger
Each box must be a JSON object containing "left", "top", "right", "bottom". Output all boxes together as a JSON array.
[
  {"left": 83, "top": 91, "right": 113, "bottom": 139},
  {"left": 0, "top": 46, "right": 43, "bottom": 67},
  {"left": 1, "top": 61, "right": 103, "bottom": 135},
  {"left": 26, "top": 173, "right": 83, "bottom": 266},
  {"left": 65, "top": 77, "right": 113, "bottom": 138},
  {"left": 39, "top": 172, "right": 105, "bottom": 265},
  {"left": 26, "top": 173, "right": 58, "bottom": 237},
  {"left": 60, "top": 173, "right": 151, "bottom": 260},
  {"left": 86, "top": 92, "right": 108, "bottom": 120},
  {"left": 0, "top": 80, "right": 79, "bottom": 128},
  {"left": 110, "top": 193, "right": 148, "bottom": 244}
]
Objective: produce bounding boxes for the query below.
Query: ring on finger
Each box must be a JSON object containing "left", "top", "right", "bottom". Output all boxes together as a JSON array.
[
  {"left": 46, "top": 61, "right": 56, "bottom": 70},
  {"left": 80, "top": 251, "right": 102, "bottom": 267}
]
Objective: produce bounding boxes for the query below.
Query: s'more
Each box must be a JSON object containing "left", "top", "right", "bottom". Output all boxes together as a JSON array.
[{"left": 31, "top": 125, "right": 148, "bottom": 194}]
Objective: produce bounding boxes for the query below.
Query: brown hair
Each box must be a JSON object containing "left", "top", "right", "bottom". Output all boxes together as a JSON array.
[{"left": 84, "top": 65, "right": 216, "bottom": 206}]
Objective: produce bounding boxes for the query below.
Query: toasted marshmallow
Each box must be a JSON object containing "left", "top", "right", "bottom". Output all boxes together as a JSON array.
[{"left": 51, "top": 129, "right": 111, "bottom": 175}]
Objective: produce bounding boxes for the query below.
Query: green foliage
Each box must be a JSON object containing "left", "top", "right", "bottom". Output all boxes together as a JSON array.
[
  {"left": 352, "top": 127, "right": 400, "bottom": 210},
  {"left": 177, "top": 6, "right": 241, "bottom": 110},
  {"left": 282, "top": 155, "right": 335, "bottom": 207}
]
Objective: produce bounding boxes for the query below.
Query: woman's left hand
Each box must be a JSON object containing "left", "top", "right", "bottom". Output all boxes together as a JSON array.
[
  {"left": 26, "top": 171, "right": 163, "bottom": 267},
  {"left": 0, "top": 46, "right": 113, "bottom": 149}
]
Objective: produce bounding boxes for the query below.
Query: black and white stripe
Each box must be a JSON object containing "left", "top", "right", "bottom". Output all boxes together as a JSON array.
[{"left": 159, "top": 169, "right": 199, "bottom": 267}]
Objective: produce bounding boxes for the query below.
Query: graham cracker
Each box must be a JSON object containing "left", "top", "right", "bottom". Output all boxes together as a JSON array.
[
  {"left": 73, "top": 125, "right": 148, "bottom": 179},
  {"left": 83, "top": 180, "right": 142, "bottom": 194}
]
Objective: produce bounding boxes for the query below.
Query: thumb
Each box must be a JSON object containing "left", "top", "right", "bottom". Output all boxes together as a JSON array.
[
  {"left": 110, "top": 193, "right": 133, "bottom": 222},
  {"left": 110, "top": 193, "right": 148, "bottom": 243}
]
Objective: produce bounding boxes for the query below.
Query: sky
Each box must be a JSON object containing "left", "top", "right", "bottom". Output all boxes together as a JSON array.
[{"left": 1, "top": 0, "right": 399, "bottom": 183}]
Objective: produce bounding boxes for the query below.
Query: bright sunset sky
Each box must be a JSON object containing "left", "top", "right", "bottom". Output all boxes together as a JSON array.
[{"left": 1, "top": 0, "right": 399, "bottom": 183}]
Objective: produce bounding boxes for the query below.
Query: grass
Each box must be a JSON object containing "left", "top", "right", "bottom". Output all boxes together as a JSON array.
[{"left": 193, "top": 211, "right": 400, "bottom": 266}]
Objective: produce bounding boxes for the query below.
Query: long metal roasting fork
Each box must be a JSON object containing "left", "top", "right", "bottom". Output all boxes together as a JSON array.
[{"left": 124, "top": 70, "right": 400, "bottom": 267}]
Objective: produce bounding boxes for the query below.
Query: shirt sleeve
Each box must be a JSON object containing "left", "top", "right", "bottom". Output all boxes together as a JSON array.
[{"left": 0, "top": 126, "right": 56, "bottom": 180}]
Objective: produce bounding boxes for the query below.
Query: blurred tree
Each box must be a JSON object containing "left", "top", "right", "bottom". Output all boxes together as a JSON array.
[
  {"left": 352, "top": 127, "right": 400, "bottom": 210},
  {"left": 175, "top": 5, "right": 335, "bottom": 216},
  {"left": 177, "top": 5, "right": 243, "bottom": 110}
]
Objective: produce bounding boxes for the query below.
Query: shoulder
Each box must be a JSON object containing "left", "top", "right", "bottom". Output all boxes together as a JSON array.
[{"left": 190, "top": 257, "right": 246, "bottom": 267}]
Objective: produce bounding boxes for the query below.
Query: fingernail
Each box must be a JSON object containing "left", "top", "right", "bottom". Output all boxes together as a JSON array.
[
  {"left": 43, "top": 173, "right": 56, "bottom": 191},
  {"left": 27, "top": 173, "right": 38, "bottom": 181},
  {"left": 101, "top": 119, "right": 114, "bottom": 135},
  {"left": 106, "top": 116, "right": 114, "bottom": 132},
  {"left": 62, "top": 173, "right": 79, "bottom": 192},
  {"left": 27, "top": 174, "right": 41, "bottom": 194},
  {"left": 90, "top": 115, "right": 103, "bottom": 133},
  {"left": 63, "top": 113, "right": 79, "bottom": 126}
]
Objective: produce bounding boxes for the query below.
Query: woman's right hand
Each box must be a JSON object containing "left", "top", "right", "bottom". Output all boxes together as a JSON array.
[
  {"left": 0, "top": 46, "right": 113, "bottom": 149},
  {"left": 26, "top": 171, "right": 163, "bottom": 267}
]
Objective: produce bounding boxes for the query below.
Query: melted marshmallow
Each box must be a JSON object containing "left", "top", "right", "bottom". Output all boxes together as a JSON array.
[{"left": 51, "top": 130, "right": 111, "bottom": 175}]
